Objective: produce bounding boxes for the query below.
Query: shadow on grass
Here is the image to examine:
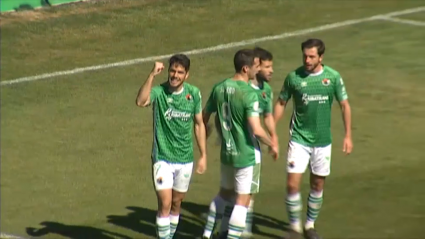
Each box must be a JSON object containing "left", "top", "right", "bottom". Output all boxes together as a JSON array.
[{"left": 107, "top": 201, "right": 289, "bottom": 238}]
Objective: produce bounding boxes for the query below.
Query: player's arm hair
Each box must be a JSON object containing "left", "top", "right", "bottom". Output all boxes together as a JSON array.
[
  {"left": 264, "top": 113, "right": 278, "bottom": 143},
  {"left": 135, "top": 73, "right": 155, "bottom": 107},
  {"left": 273, "top": 99, "right": 288, "bottom": 123},
  {"left": 339, "top": 100, "right": 352, "bottom": 138},
  {"left": 248, "top": 116, "right": 273, "bottom": 147},
  {"left": 194, "top": 112, "right": 207, "bottom": 158}
]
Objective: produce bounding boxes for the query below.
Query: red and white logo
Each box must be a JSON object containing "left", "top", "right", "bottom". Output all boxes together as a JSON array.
[{"left": 322, "top": 78, "right": 330, "bottom": 86}]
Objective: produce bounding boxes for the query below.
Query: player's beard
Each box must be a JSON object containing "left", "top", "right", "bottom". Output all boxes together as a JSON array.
[
  {"left": 256, "top": 71, "right": 271, "bottom": 82},
  {"left": 168, "top": 76, "right": 184, "bottom": 91},
  {"left": 304, "top": 62, "right": 320, "bottom": 73}
]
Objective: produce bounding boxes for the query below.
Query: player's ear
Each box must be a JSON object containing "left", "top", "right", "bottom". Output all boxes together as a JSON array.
[
  {"left": 318, "top": 54, "right": 324, "bottom": 63},
  {"left": 184, "top": 71, "right": 190, "bottom": 80},
  {"left": 242, "top": 65, "right": 248, "bottom": 74}
]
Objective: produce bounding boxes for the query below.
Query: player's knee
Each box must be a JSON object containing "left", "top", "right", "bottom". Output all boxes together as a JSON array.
[
  {"left": 170, "top": 191, "right": 186, "bottom": 214},
  {"left": 310, "top": 175, "right": 326, "bottom": 191},
  {"left": 286, "top": 181, "right": 300, "bottom": 194}
]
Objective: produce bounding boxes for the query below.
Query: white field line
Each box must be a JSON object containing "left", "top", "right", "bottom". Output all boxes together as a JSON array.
[
  {"left": 0, "top": 232, "right": 28, "bottom": 239},
  {"left": 378, "top": 16, "right": 425, "bottom": 26},
  {"left": 1, "top": 6, "right": 425, "bottom": 87}
]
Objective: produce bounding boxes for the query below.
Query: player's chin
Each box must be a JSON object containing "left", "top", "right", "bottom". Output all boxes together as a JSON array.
[
  {"left": 304, "top": 65, "right": 313, "bottom": 71},
  {"left": 168, "top": 79, "right": 182, "bottom": 87}
]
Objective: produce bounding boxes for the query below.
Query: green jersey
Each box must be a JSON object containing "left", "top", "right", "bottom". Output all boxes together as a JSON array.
[
  {"left": 279, "top": 65, "right": 348, "bottom": 147},
  {"left": 205, "top": 78, "right": 262, "bottom": 168},
  {"left": 249, "top": 80, "right": 273, "bottom": 115},
  {"left": 149, "top": 82, "right": 202, "bottom": 164}
]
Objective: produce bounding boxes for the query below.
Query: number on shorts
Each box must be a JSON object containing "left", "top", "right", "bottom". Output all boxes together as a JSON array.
[{"left": 221, "top": 102, "right": 232, "bottom": 131}]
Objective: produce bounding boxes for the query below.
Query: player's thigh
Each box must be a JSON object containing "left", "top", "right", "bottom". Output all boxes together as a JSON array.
[
  {"left": 220, "top": 163, "right": 235, "bottom": 190},
  {"left": 310, "top": 144, "right": 332, "bottom": 176},
  {"left": 172, "top": 162, "right": 194, "bottom": 193},
  {"left": 287, "top": 141, "right": 312, "bottom": 174},
  {"left": 152, "top": 160, "right": 174, "bottom": 191},
  {"left": 234, "top": 164, "right": 261, "bottom": 195}
]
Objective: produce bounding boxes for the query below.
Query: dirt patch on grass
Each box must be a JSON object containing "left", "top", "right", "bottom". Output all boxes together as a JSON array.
[{"left": 0, "top": 0, "right": 163, "bottom": 26}]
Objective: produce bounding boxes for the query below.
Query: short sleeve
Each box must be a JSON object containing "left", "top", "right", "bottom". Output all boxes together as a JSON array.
[
  {"left": 245, "top": 91, "right": 261, "bottom": 117},
  {"left": 264, "top": 90, "right": 273, "bottom": 114},
  {"left": 193, "top": 88, "right": 202, "bottom": 114},
  {"left": 335, "top": 75, "right": 348, "bottom": 102},
  {"left": 150, "top": 86, "right": 162, "bottom": 105},
  {"left": 278, "top": 74, "right": 293, "bottom": 102},
  {"left": 204, "top": 86, "right": 217, "bottom": 113}
]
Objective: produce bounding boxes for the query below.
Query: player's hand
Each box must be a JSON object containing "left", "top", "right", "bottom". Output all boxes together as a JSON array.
[
  {"left": 269, "top": 143, "right": 279, "bottom": 161},
  {"left": 150, "top": 62, "right": 164, "bottom": 76},
  {"left": 343, "top": 136, "right": 353, "bottom": 155},
  {"left": 196, "top": 156, "right": 207, "bottom": 174},
  {"left": 271, "top": 135, "right": 279, "bottom": 148}
]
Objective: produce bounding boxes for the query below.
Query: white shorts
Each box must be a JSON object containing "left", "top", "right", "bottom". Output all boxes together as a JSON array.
[
  {"left": 286, "top": 141, "right": 332, "bottom": 176},
  {"left": 152, "top": 160, "right": 193, "bottom": 193},
  {"left": 220, "top": 163, "right": 261, "bottom": 194}
]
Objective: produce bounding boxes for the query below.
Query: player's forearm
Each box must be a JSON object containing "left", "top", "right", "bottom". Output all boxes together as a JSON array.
[
  {"left": 135, "top": 73, "right": 155, "bottom": 107},
  {"left": 254, "top": 127, "right": 273, "bottom": 148},
  {"left": 195, "top": 122, "right": 207, "bottom": 157},
  {"left": 273, "top": 101, "right": 286, "bottom": 123},
  {"left": 264, "top": 115, "right": 278, "bottom": 144},
  {"left": 264, "top": 115, "right": 276, "bottom": 137},
  {"left": 341, "top": 103, "right": 352, "bottom": 138}
]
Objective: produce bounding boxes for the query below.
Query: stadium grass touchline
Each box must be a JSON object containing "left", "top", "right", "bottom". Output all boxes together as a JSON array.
[
  {"left": 378, "top": 16, "right": 425, "bottom": 27},
  {"left": 1, "top": 6, "right": 424, "bottom": 87},
  {"left": 0, "top": 232, "right": 28, "bottom": 239}
]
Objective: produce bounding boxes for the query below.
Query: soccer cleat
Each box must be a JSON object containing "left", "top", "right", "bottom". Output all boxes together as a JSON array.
[{"left": 304, "top": 228, "right": 322, "bottom": 239}]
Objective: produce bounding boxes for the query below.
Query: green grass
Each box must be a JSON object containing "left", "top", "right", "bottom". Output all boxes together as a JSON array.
[
  {"left": 398, "top": 11, "right": 425, "bottom": 21},
  {"left": 1, "top": 0, "right": 425, "bottom": 238}
]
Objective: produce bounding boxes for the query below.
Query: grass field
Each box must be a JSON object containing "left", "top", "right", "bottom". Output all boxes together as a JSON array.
[{"left": 1, "top": 0, "right": 425, "bottom": 238}]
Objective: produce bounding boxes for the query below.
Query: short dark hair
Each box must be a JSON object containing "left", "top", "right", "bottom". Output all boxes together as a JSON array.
[
  {"left": 301, "top": 39, "right": 325, "bottom": 56},
  {"left": 253, "top": 47, "right": 273, "bottom": 62},
  {"left": 169, "top": 54, "right": 190, "bottom": 72},
  {"left": 233, "top": 49, "right": 256, "bottom": 72}
]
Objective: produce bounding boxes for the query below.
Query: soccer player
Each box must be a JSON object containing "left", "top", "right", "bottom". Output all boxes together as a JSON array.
[
  {"left": 274, "top": 39, "right": 353, "bottom": 239},
  {"left": 135, "top": 54, "right": 207, "bottom": 239},
  {"left": 216, "top": 47, "right": 278, "bottom": 238},
  {"left": 201, "top": 49, "right": 279, "bottom": 239}
]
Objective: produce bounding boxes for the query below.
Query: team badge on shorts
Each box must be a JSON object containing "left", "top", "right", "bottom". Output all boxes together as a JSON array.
[
  {"left": 157, "top": 177, "right": 163, "bottom": 184},
  {"left": 289, "top": 161, "right": 295, "bottom": 168}
]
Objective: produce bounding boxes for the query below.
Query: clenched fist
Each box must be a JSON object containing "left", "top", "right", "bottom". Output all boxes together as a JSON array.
[{"left": 150, "top": 62, "right": 164, "bottom": 76}]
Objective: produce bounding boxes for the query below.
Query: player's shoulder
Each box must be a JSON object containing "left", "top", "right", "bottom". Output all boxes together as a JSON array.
[
  {"left": 183, "top": 83, "right": 203, "bottom": 100},
  {"left": 263, "top": 81, "right": 272, "bottom": 91},
  {"left": 286, "top": 66, "right": 304, "bottom": 80},
  {"left": 243, "top": 83, "right": 259, "bottom": 99},
  {"left": 183, "top": 82, "right": 200, "bottom": 92},
  {"left": 211, "top": 78, "right": 231, "bottom": 90},
  {"left": 153, "top": 83, "right": 167, "bottom": 93},
  {"left": 323, "top": 65, "right": 341, "bottom": 78}
]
